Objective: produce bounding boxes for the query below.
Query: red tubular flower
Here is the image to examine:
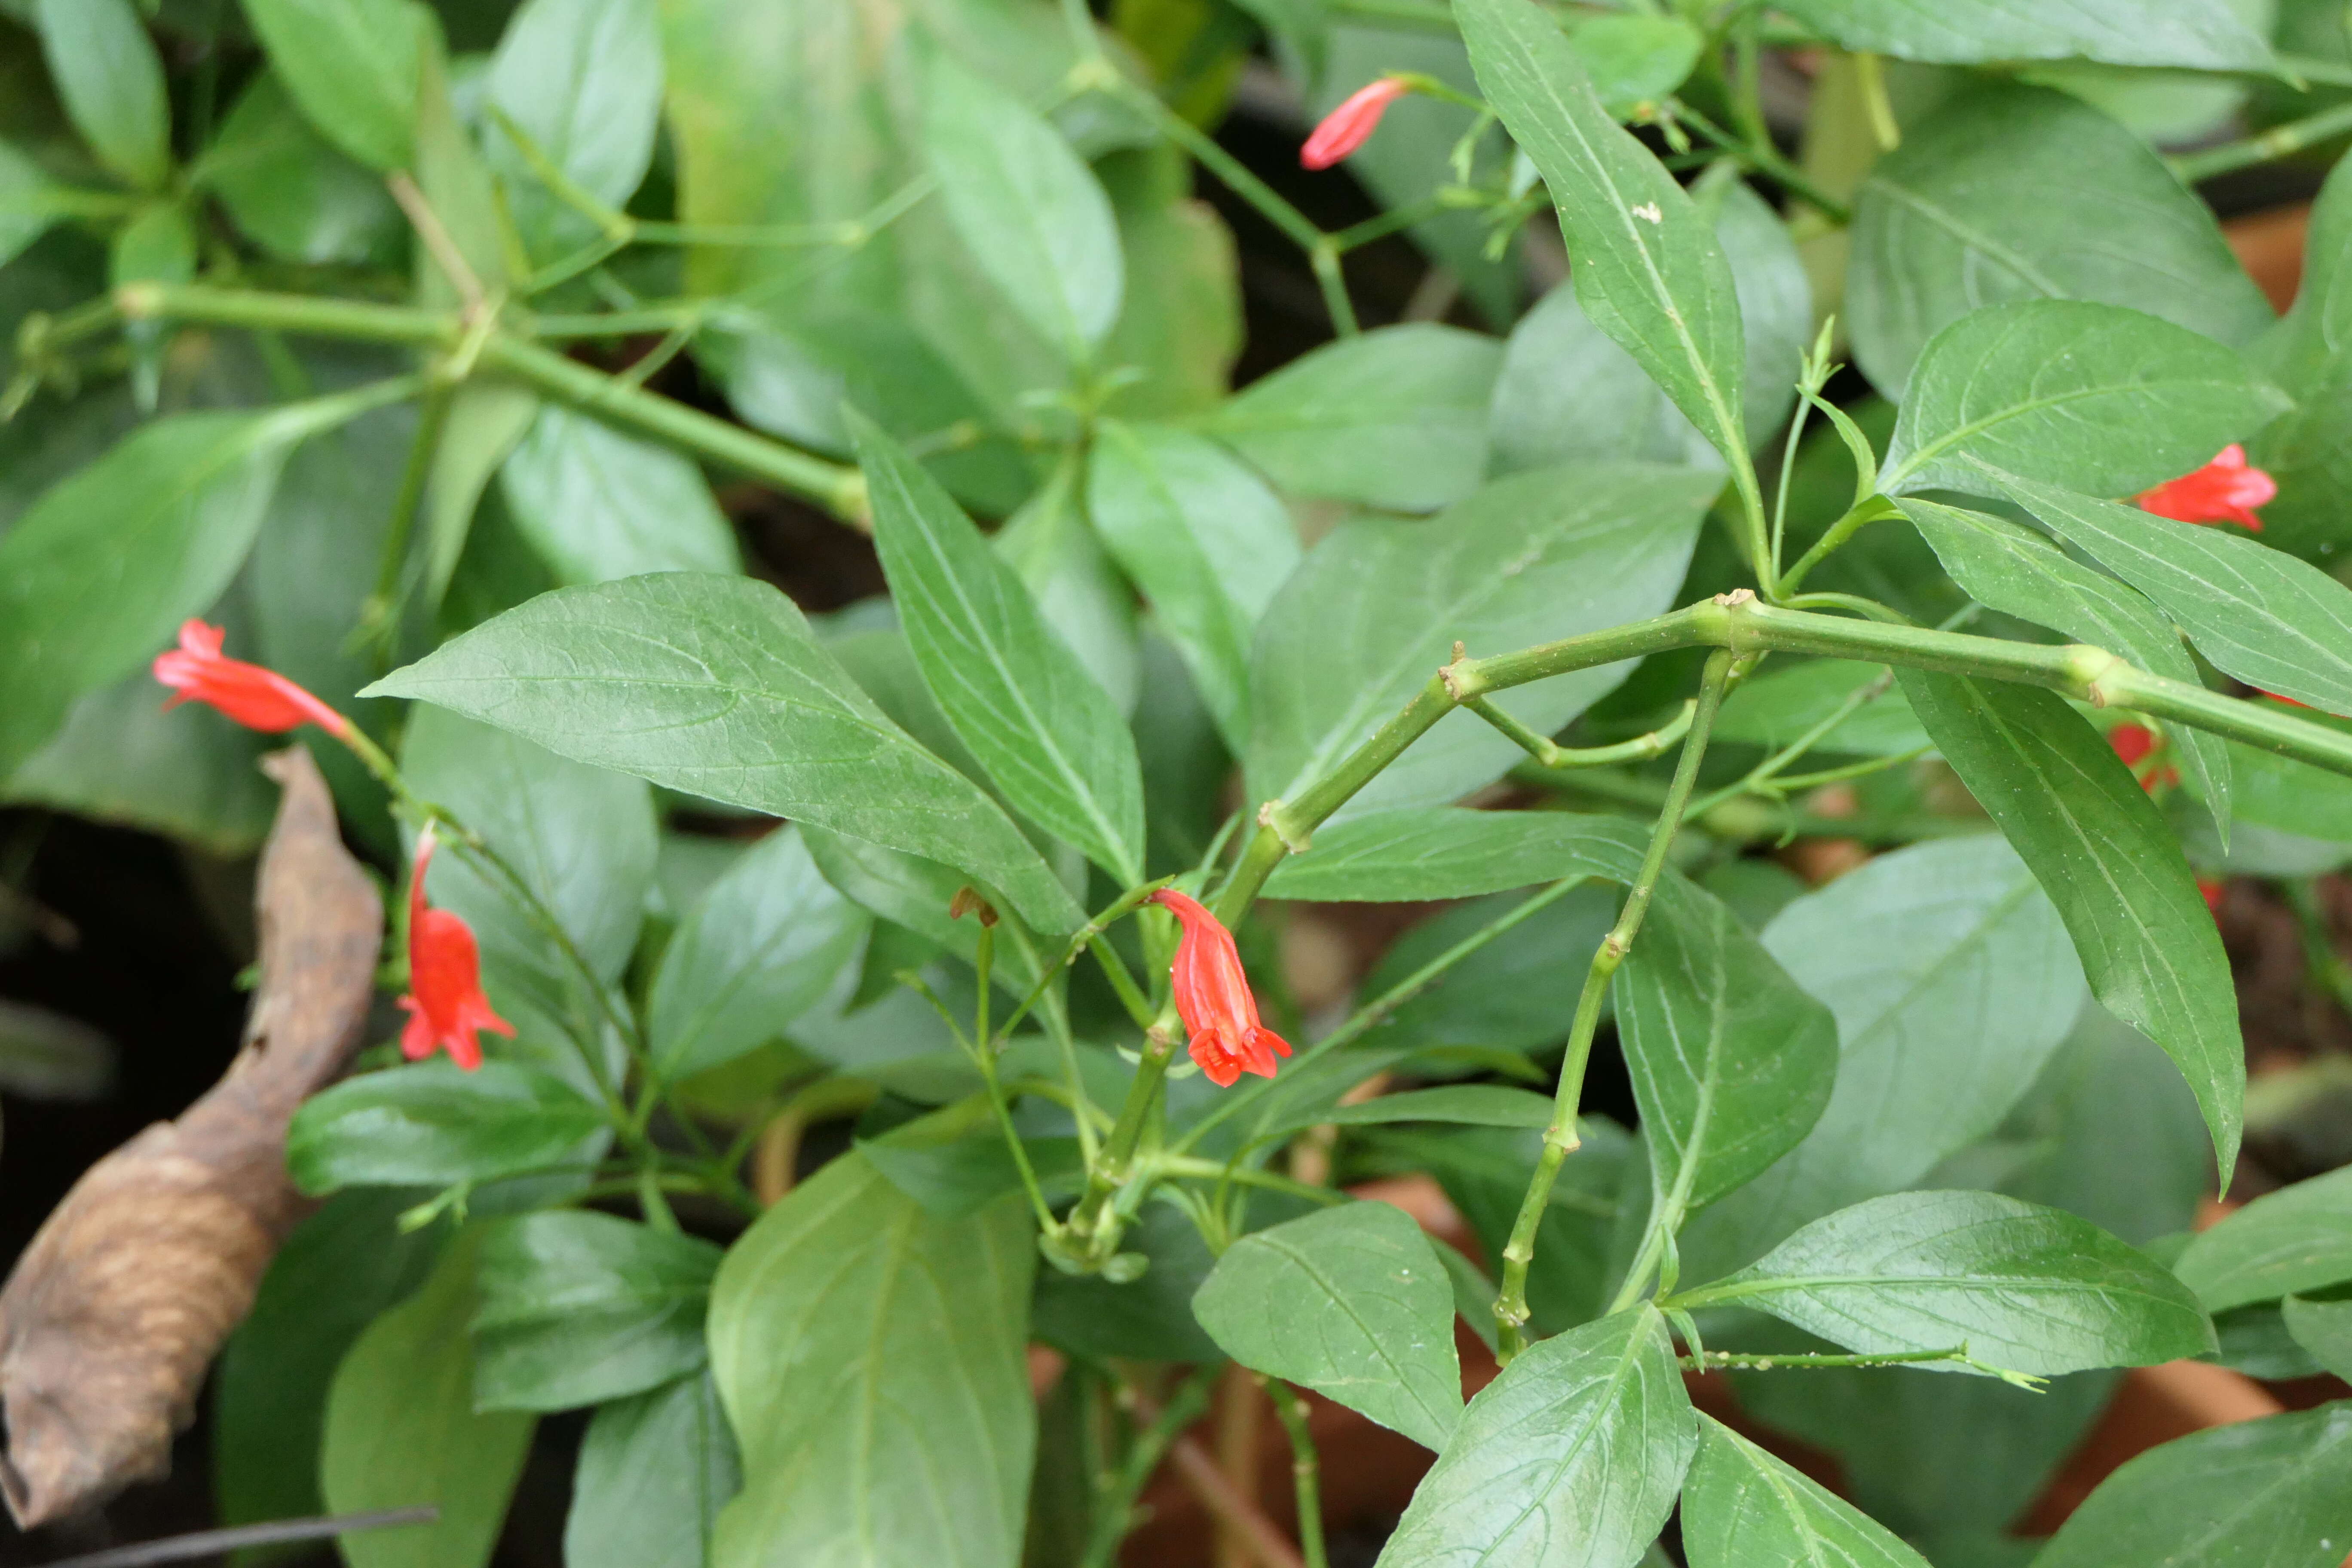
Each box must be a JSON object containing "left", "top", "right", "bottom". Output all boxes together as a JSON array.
[
  {"left": 398, "top": 827, "right": 513, "bottom": 1072},
  {"left": 1148, "top": 889, "right": 1292, "bottom": 1087},
  {"left": 153, "top": 619, "right": 352, "bottom": 738},
  {"left": 2135, "top": 445, "right": 2277, "bottom": 530},
  {"left": 2198, "top": 877, "right": 2226, "bottom": 917},
  {"left": 1302, "top": 77, "right": 1408, "bottom": 170},
  {"left": 2108, "top": 723, "right": 2157, "bottom": 768}
]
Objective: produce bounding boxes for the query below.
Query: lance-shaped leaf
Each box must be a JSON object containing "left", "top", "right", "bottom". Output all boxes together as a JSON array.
[
  {"left": 1679, "top": 836, "right": 2085, "bottom": 1277},
  {"left": 707, "top": 1154, "right": 1034, "bottom": 1568},
  {"left": 1616, "top": 884, "right": 1838, "bottom": 1216},
  {"left": 1192, "top": 1203, "right": 1463, "bottom": 1452},
  {"left": 35, "top": 0, "right": 171, "bottom": 191},
  {"left": 1847, "top": 83, "right": 2272, "bottom": 396},
  {"left": 1681, "top": 1190, "right": 2214, "bottom": 1377},
  {"left": 1901, "top": 497, "right": 2230, "bottom": 833},
  {"left": 1375, "top": 1305, "right": 1695, "bottom": 1568},
  {"left": 1459, "top": 0, "right": 1749, "bottom": 476},
  {"left": 2283, "top": 1294, "right": 2352, "bottom": 1382},
  {"left": 1899, "top": 669, "right": 2242, "bottom": 1182},
  {"left": 472, "top": 1211, "right": 721, "bottom": 1412},
  {"left": 484, "top": 0, "right": 663, "bottom": 258},
  {"left": 1263, "top": 808, "right": 1648, "bottom": 902},
  {"left": 1880, "top": 301, "right": 2288, "bottom": 499},
  {"left": 1681, "top": 1415, "right": 1935, "bottom": 1568},
  {"left": 242, "top": 0, "right": 425, "bottom": 172},
  {"left": 1248, "top": 463, "right": 1712, "bottom": 819},
  {"left": 858, "top": 416, "right": 1144, "bottom": 884},
  {"left": 564, "top": 1374, "right": 740, "bottom": 1568},
  {"left": 2034, "top": 1405, "right": 2352, "bottom": 1568},
  {"left": 1999, "top": 472, "right": 2352, "bottom": 720},
  {"left": 2175, "top": 1165, "right": 2352, "bottom": 1311},
  {"left": 0, "top": 400, "right": 368, "bottom": 778},
  {"left": 1088, "top": 421, "right": 1299, "bottom": 753},
  {"left": 1198, "top": 324, "right": 1503, "bottom": 513},
  {"left": 286, "top": 1060, "right": 607, "bottom": 1194},
  {"left": 364, "top": 573, "right": 1083, "bottom": 933},
  {"left": 1774, "top": 3, "right": 2267, "bottom": 75},
  {"left": 498, "top": 406, "right": 742, "bottom": 584},
  {"left": 922, "top": 52, "right": 1122, "bottom": 365}
]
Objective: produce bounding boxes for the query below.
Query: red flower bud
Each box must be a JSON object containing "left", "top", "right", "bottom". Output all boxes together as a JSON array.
[
  {"left": 398, "top": 827, "right": 513, "bottom": 1072},
  {"left": 153, "top": 619, "right": 352, "bottom": 738},
  {"left": 2135, "top": 445, "right": 2276, "bottom": 531},
  {"left": 1302, "top": 77, "right": 1408, "bottom": 171},
  {"left": 1148, "top": 889, "right": 1292, "bottom": 1087},
  {"left": 2198, "top": 877, "right": 2225, "bottom": 917}
]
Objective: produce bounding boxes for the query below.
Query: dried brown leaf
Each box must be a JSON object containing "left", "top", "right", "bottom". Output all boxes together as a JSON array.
[{"left": 0, "top": 748, "right": 383, "bottom": 1526}]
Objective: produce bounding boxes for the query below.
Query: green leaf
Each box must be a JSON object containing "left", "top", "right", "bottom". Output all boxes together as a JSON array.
[
  {"left": 1900, "top": 497, "right": 2231, "bottom": 833},
  {"left": 993, "top": 459, "right": 1139, "bottom": 714},
  {"left": 214, "top": 1191, "right": 443, "bottom": 1533},
  {"left": 1681, "top": 1415, "right": 1935, "bottom": 1568},
  {"left": 1263, "top": 807, "right": 1648, "bottom": 902},
  {"left": 410, "top": 37, "right": 519, "bottom": 305},
  {"left": 2033, "top": 1405, "right": 2352, "bottom": 1568},
  {"left": 858, "top": 417, "right": 1145, "bottom": 883},
  {"left": 0, "top": 139, "right": 65, "bottom": 270},
  {"left": 1261, "top": 1084, "right": 1559, "bottom": 1138},
  {"left": 1899, "top": 669, "right": 2243, "bottom": 1182},
  {"left": 2175, "top": 1166, "right": 2352, "bottom": 1311},
  {"left": 922, "top": 52, "right": 1122, "bottom": 365},
  {"left": 320, "top": 1230, "right": 536, "bottom": 1568},
  {"left": 1999, "top": 472, "right": 2352, "bottom": 720},
  {"left": 484, "top": 0, "right": 662, "bottom": 257},
  {"left": 1459, "top": 0, "right": 1750, "bottom": 478},
  {"left": 2283, "top": 1294, "right": 2352, "bottom": 1381},
  {"left": 35, "top": 0, "right": 170, "bottom": 190},
  {"left": 241, "top": 0, "right": 427, "bottom": 172},
  {"left": 364, "top": 573, "right": 1083, "bottom": 933},
  {"left": 1197, "top": 324, "right": 1503, "bottom": 512},
  {"left": 1617, "top": 882, "right": 1838, "bottom": 1216},
  {"left": 472, "top": 1210, "right": 721, "bottom": 1412},
  {"left": 1247, "top": 463, "right": 1713, "bottom": 818},
  {"left": 1491, "top": 173, "right": 1808, "bottom": 472},
  {"left": 1881, "top": 300, "right": 2288, "bottom": 499},
  {"left": 1351, "top": 885, "right": 1619, "bottom": 1059},
  {"left": 201, "top": 71, "right": 403, "bottom": 266},
  {"left": 646, "top": 825, "right": 867, "bottom": 1080},
  {"left": 423, "top": 383, "right": 539, "bottom": 604},
  {"left": 1570, "top": 14, "right": 1705, "bottom": 117},
  {"left": 2248, "top": 154, "right": 2352, "bottom": 560},
  {"left": 1775, "top": 0, "right": 2269, "bottom": 70},
  {"left": 1711, "top": 658, "right": 1928, "bottom": 758},
  {"left": 1374, "top": 1305, "right": 1695, "bottom": 1568},
  {"left": 1096, "top": 145, "right": 1241, "bottom": 420},
  {"left": 1848, "top": 83, "right": 2274, "bottom": 395},
  {"left": 287, "top": 1059, "right": 608, "bottom": 1195},
  {"left": 565, "top": 1374, "right": 741, "bottom": 1568},
  {"left": 498, "top": 406, "right": 743, "bottom": 584},
  {"left": 1680, "top": 837, "right": 2084, "bottom": 1275},
  {"left": 0, "top": 403, "right": 352, "bottom": 778},
  {"left": 1192, "top": 1202, "right": 1464, "bottom": 1452},
  {"left": 1693, "top": 1190, "right": 2215, "bottom": 1376},
  {"left": 1088, "top": 420, "right": 1299, "bottom": 753},
  {"left": 707, "top": 1153, "right": 1035, "bottom": 1568}
]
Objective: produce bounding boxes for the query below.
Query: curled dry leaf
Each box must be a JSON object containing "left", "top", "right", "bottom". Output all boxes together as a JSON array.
[{"left": 0, "top": 747, "right": 381, "bottom": 1527}]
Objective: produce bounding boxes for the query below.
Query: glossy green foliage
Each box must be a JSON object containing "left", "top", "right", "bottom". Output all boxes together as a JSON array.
[
  {"left": 1849, "top": 83, "right": 2272, "bottom": 394},
  {"left": 368, "top": 574, "right": 1083, "bottom": 931},
  {"left": 1681, "top": 1417, "right": 1933, "bottom": 1568},
  {"left": 707, "top": 1154, "right": 1035, "bottom": 1568},
  {"left": 1194, "top": 1201, "right": 1463, "bottom": 1451},
  {"left": 2177, "top": 1166, "right": 2352, "bottom": 1311},
  {"left": 472, "top": 1210, "right": 722, "bottom": 1412},
  {"left": 1375, "top": 1307, "right": 1695, "bottom": 1568},
  {"left": 1694, "top": 1190, "right": 2214, "bottom": 1376}
]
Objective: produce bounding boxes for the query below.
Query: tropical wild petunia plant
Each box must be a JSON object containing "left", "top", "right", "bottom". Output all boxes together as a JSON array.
[{"left": 6, "top": 0, "right": 2352, "bottom": 1562}]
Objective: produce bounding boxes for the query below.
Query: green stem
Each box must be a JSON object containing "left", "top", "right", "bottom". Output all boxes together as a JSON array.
[
  {"left": 1262, "top": 1380, "right": 1329, "bottom": 1568},
  {"left": 2171, "top": 100, "right": 2352, "bottom": 184},
  {"left": 1681, "top": 1346, "right": 1984, "bottom": 1372},
  {"left": 1079, "top": 1367, "right": 1217, "bottom": 1568},
  {"left": 1687, "top": 665, "right": 1895, "bottom": 818},
  {"left": 1776, "top": 496, "right": 1900, "bottom": 598},
  {"left": 353, "top": 382, "right": 453, "bottom": 667},
  {"left": 1151, "top": 1154, "right": 1346, "bottom": 1206},
  {"left": 1493, "top": 649, "right": 1736, "bottom": 1360},
  {"left": 1669, "top": 99, "right": 1855, "bottom": 224},
  {"left": 113, "top": 282, "right": 868, "bottom": 522},
  {"left": 1473, "top": 695, "right": 1698, "bottom": 770}
]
